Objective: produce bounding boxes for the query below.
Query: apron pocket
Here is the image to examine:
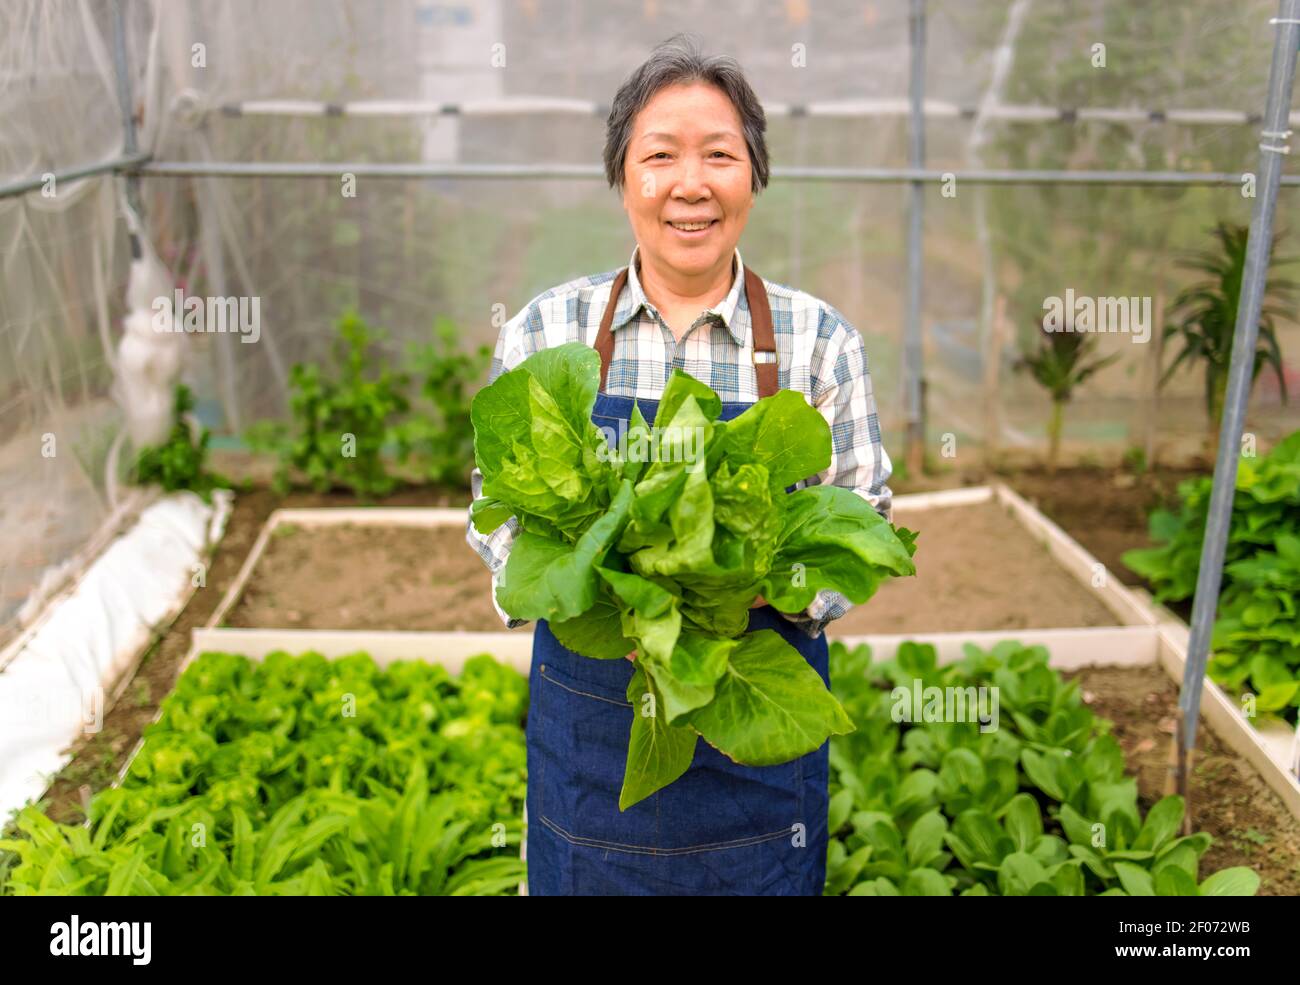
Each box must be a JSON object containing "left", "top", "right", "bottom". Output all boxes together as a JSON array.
[{"left": 532, "top": 653, "right": 806, "bottom": 856}]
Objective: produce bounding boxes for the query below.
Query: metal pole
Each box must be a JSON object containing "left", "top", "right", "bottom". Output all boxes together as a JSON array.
[
  {"left": 1170, "top": 0, "right": 1300, "bottom": 828},
  {"left": 121, "top": 160, "right": 1300, "bottom": 186},
  {"left": 904, "top": 0, "right": 926, "bottom": 475},
  {"left": 199, "top": 95, "right": 1300, "bottom": 127},
  {"left": 0, "top": 152, "right": 149, "bottom": 200},
  {"left": 111, "top": 0, "right": 144, "bottom": 218}
]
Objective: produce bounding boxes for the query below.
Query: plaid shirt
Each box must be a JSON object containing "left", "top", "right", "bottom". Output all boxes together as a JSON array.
[{"left": 465, "top": 243, "right": 894, "bottom": 638}]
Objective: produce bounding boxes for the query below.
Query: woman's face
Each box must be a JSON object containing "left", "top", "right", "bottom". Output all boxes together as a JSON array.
[{"left": 621, "top": 82, "right": 754, "bottom": 281}]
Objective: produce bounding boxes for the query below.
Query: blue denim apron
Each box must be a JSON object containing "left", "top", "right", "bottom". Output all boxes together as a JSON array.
[{"left": 523, "top": 264, "right": 830, "bottom": 896}]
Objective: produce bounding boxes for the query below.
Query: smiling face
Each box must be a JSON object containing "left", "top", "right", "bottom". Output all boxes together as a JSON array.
[{"left": 621, "top": 82, "right": 754, "bottom": 283}]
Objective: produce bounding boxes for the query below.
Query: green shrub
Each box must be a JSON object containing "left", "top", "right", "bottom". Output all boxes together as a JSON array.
[
  {"left": 394, "top": 315, "right": 490, "bottom": 488},
  {"left": 1161, "top": 222, "right": 1294, "bottom": 441},
  {"left": 246, "top": 311, "right": 410, "bottom": 497},
  {"left": 131, "top": 384, "right": 229, "bottom": 502}
]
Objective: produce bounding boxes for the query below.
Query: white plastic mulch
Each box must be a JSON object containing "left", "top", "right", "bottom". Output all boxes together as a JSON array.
[{"left": 0, "top": 490, "right": 232, "bottom": 827}]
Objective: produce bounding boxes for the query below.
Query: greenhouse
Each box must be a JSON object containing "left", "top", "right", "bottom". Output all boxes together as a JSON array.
[{"left": 2, "top": 0, "right": 1300, "bottom": 919}]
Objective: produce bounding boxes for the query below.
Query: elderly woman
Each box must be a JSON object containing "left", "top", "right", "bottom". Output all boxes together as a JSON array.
[{"left": 466, "top": 33, "right": 893, "bottom": 896}]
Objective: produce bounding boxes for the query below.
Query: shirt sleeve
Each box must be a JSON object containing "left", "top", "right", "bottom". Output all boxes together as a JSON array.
[
  {"left": 464, "top": 307, "right": 534, "bottom": 630},
  {"left": 776, "top": 311, "right": 895, "bottom": 639}
]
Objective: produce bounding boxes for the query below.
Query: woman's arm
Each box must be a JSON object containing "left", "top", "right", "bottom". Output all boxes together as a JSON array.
[
  {"left": 465, "top": 466, "right": 529, "bottom": 629},
  {"left": 778, "top": 310, "right": 895, "bottom": 638},
  {"left": 463, "top": 306, "right": 536, "bottom": 629}
]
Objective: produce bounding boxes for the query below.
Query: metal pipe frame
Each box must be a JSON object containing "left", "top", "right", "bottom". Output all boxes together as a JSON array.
[
  {"left": 1173, "top": 0, "right": 1300, "bottom": 810},
  {"left": 121, "top": 160, "right": 1300, "bottom": 187}
]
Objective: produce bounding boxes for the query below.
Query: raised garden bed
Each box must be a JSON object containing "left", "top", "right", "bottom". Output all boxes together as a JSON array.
[
  {"left": 196, "top": 484, "right": 1300, "bottom": 824},
  {"left": 1065, "top": 662, "right": 1300, "bottom": 895},
  {"left": 836, "top": 496, "right": 1116, "bottom": 634},
  {"left": 224, "top": 521, "right": 499, "bottom": 632},
  {"left": 214, "top": 487, "right": 1132, "bottom": 636},
  {"left": 1, "top": 648, "right": 528, "bottom": 896},
  {"left": 72, "top": 632, "right": 1292, "bottom": 895},
  {"left": 14, "top": 478, "right": 1300, "bottom": 895}
]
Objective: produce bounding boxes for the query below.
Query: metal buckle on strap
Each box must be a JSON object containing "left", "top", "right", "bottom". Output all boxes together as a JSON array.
[{"left": 752, "top": 349, "right": 777, "bottom": 364}]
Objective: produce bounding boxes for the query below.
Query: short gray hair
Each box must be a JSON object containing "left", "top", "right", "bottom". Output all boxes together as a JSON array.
[{"left": 603, "top": 33, "right": 769, "bottom": 196}]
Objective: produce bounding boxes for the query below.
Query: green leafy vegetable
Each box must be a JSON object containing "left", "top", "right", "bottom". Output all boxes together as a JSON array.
[
  {"left": 245, "top": 312, "right": 410, "bottom": 497},
  {"left": 0, "top": 651, "right": 527, "bottom": 896},
  {"left": 1123, "top": 430, "right": 1300, "bottom": 723},
  {"left": 824, "top": 638, "right": 1260, "bottom": 897},
  {"left": 471, "top": 342, "right": 918, "bottom": 808}
]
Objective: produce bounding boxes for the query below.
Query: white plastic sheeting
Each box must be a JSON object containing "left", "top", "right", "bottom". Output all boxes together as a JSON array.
[
  {"left": 0, "top": 0, "right": 156, "bottom": 643},
  {"left": 0, "top": 489, "right": 231, "bottom": 827}
]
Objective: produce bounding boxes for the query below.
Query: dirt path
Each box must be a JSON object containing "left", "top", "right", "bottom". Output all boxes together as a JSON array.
[{"left": 32, "top": 487, "right": 278, "bottom": 826}]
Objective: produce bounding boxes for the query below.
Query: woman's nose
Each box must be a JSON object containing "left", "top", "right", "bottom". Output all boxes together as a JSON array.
[{"left": 672, "top": 157, "right": 710, "bottom": 199}]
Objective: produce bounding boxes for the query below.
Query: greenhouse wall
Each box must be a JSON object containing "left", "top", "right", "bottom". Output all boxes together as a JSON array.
[{"left": 4, "top": 0, "right": 1300, "bottom": 647}]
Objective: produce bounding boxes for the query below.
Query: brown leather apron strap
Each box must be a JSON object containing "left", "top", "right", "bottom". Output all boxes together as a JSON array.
[
  {"left": 594, "top": 266, "right": 629, "bottom": 392},
  {"left": 745, "top": 266, "right": 779, "bottom": 399},
  {"left": 593, "top": 261, "right": 779, "bottom": 398}
]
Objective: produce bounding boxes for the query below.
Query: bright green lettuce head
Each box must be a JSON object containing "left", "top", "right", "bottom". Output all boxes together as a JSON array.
[{"left": 470, "top": 342, "right": 919, "bottom": 809}]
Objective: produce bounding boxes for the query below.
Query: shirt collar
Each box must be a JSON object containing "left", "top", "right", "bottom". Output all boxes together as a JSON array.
[{"left": 612, "top": 243, "right": 749, "bottom": 348}]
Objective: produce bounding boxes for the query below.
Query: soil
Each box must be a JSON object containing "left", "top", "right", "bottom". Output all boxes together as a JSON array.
[
  {"left": 1000, "top": 466, "right": 1207, "bottom": 587},
  {"left": 893, "top": 463, "right": 1208, "bottom": 588},
  {"left": 224, "top": 497, "right": 1120, "bottom": 637},
  {"left": 224, "top": 523, "right": 503, "bottom": 632},
  {"left": 1065, "top": 663, "right": 1300, "bottom": 897},
  {"left": 834, "top": 499, "right": 1118, "bottom": 634}
]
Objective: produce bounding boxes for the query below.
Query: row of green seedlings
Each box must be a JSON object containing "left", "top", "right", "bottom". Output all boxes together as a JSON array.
[
  {"left": 824, "top": 639, "right": 1261, "bottom": 896},
  {"left": 0, "top": 650, "right": 526, "bottom": 896}
]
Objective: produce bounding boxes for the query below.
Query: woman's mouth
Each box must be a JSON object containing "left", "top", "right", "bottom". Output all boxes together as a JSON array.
[{"left": 666, "top": 219, "right": 719, "bottom": 237}]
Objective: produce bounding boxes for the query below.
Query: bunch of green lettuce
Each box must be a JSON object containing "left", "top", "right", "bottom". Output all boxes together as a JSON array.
[
  {"left": 470, "top": 342, "right": 918, "bottom": 809},
  {"left": 1123, "top": 430, "right": 1300, "bottom": 721}
]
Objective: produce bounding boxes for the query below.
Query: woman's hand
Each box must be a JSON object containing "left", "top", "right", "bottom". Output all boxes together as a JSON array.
[{"left": 626, "top": 649, "right": 637, "bottom": 662}]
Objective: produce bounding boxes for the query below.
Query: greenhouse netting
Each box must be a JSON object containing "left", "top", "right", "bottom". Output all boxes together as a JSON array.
[{"left": 6, "top": 1, "right": 1299, "bottom": 645}]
